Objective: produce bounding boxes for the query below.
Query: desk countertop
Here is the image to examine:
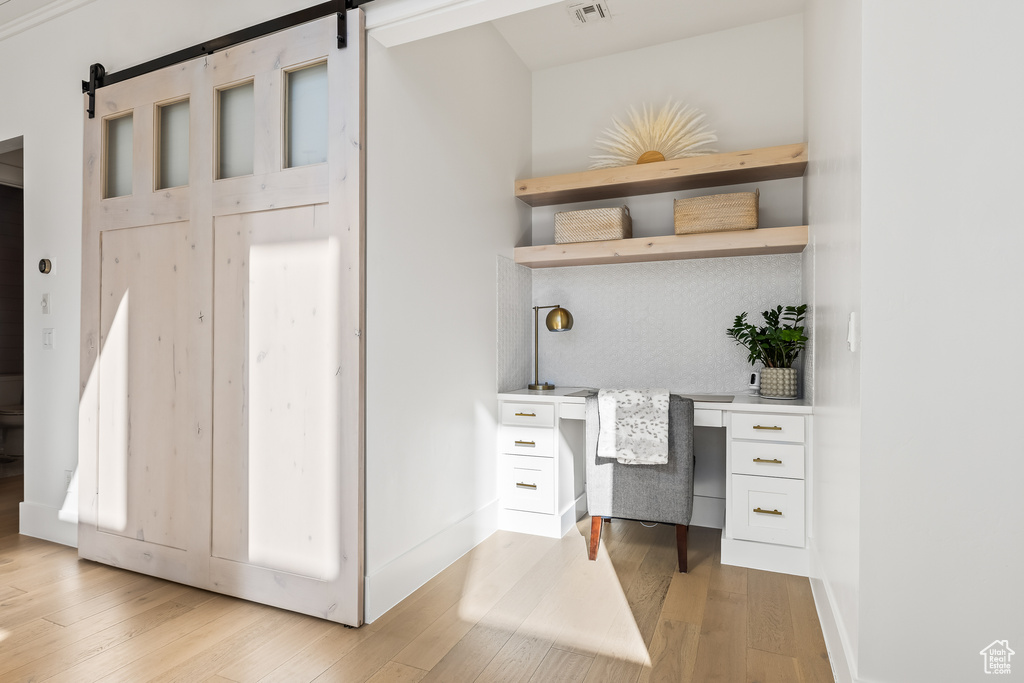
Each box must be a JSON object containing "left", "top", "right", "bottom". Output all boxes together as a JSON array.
[{"left": 498, "top": 387, "right": 812, "bottom": 414}]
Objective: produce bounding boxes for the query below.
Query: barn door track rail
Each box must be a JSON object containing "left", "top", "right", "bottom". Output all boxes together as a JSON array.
[{"left": 82, "top": 0, "right": 371, "bottom": 118}]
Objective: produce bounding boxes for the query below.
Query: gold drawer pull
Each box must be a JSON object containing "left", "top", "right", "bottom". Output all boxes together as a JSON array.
[
  {"left": 515, "top": 412, "right": 536, "bottom": 417},
  {"left": 753, "top": 425, "right": 783, "bottom": 431},
  {"left": 753, "top": 458, "right": 783, "bottom": 464},
  {"left": 516, "top": 482, "right": 537, "bottom": 490},
  {"left": 515, "top": 440, "right": 536, "bottom": 447},
  {"left": 753, "top": 507, "right": 782, "bottom": 516}
]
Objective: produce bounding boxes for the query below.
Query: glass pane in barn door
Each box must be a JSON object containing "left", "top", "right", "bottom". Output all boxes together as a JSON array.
[
  {"left": 157, "top": 99, "right": 189, "bottom": 189},
  {"left": 286, "top": 62, "right": 328, "bottom": 168},
  {"left": 218, "top": 82, "right": 255, "bottom": 179},
  {"left": 104, "top": 113, "right": 133, "bottom": 198}
]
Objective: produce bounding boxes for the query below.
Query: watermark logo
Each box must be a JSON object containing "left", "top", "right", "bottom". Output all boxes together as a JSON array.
[{"left": 980, "top": 640, "right": 1014, "bottom": 675}]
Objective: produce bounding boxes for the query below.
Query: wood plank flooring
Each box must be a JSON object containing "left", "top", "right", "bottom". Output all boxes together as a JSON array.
[{"left": 0, "top": 477, "right": 834, "bottom": 682}]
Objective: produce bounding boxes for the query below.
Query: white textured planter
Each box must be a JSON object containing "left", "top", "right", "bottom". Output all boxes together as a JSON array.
[{"left": 759, "top": 367, "right": 798, "bottom": 399}]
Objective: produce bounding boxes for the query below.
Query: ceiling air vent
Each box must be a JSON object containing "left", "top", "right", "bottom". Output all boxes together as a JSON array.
[{"left": 566, "top": 1, "right": 612, "bottom": 26}]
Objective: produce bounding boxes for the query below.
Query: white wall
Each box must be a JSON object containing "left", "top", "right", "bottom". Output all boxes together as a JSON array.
[
  {"left": 803, "top": 0, "right": 862, "bottom": 680},
  {"left": 364, "top": 25, "right": 531, "bottom": 621},
  {"left": 0, "top": 0, "right": 329, "bottom": 545},
  {"left": 858, "top": 3, "right": 1024, "bottom": 681},
  {"left": 531, "top": 14, "right": 805, "bottom": 177},
  {"left": 527, "top": 14, "right": 808, "bottom": 395}
]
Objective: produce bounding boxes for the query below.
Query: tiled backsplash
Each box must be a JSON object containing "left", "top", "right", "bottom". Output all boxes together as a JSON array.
[
  {"left": 496, "top": 256, "right": 533, "bottom": 393},
  {"left": 503, "top": 254, "right": 808, "bottom": 396}
]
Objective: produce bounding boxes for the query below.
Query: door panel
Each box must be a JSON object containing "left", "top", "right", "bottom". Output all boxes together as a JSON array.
[
  {"left": 211, "top": 164, "right": 328, "bottom": 217},
  {"left": 212, "top": 204, "right": 341, "bottom": 581},
  {"left": 81, "top": 11, "right": 365, "bottom": 625},
  {"left": 211, "top": 205, "right": 355, "bottom": 621},
  {"left": 80, "top": 56, "right": 209, "bottom": 587},
  {"left": 98, "top": 222, "right": 193, "bottom": 550}
]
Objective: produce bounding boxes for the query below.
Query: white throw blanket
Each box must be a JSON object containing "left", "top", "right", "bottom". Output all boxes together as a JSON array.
[{"left": 597, "top": 389, "right": 670, "bottom": 465}]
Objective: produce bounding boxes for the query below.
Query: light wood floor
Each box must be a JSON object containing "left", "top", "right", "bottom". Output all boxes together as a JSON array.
[{"left": 1, "top": 476, "right": 833, "bottom": 682}]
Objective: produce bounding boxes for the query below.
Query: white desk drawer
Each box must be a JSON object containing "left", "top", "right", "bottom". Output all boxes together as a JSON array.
[
  {"left": 501, "top": 455, "right": 554, "bottom": 514},
  {"left": 731, "top": 441, "right": 804, "bottom": 479},
  {"left": 730, "top": 474, "right": 804, "bottom": 547},
  {"left": 501, "top": 402, "right": 555, "bottom": 427},
  {"left": 499, "top": 426, "right": 554, "bottom": 457},
  {"left": 731, "top": 413, "right": 805, "bottom": 443},
  {"left": 559, "top": 401, "right": 586, "bottom": 421},
  {"left": 694, "top": 409, "right": 723, "bottom": 428}
]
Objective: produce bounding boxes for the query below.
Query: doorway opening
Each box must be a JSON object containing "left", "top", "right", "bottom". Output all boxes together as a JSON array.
[{"left": 0, "top": 135, "right": 24, "bottom": 536}]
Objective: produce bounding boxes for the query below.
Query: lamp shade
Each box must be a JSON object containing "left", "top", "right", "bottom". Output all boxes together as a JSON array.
[{"left": 545, "top": 306, "right": 573, "bottom": 332}]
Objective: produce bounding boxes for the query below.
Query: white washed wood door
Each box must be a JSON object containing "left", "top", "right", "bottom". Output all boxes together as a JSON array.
[{"left": 80, "top": 12, "right": 365, "bottom": 625}]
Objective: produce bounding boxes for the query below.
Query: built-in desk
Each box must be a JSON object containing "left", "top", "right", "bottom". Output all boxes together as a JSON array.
[{"left": 496, "top": 387, "right": 813, "bottom": 576}]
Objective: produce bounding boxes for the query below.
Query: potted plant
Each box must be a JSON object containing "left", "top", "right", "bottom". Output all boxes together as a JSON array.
[{"left": 726, "top": 304, "right": 808, "bottom": 398}]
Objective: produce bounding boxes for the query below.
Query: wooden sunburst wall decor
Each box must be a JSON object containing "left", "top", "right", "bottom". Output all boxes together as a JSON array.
[{"left": 589, "top": 101, "right": 718, "bottom": 169}]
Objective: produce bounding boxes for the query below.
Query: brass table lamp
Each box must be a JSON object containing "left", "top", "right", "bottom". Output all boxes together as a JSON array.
[{"left": 529, "top": 304, "right": 573, "bottom": 391}]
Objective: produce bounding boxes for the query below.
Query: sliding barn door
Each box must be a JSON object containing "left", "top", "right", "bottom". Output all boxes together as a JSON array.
[{"left": 79, "top": 12, "right": 365, "bottom": 625}]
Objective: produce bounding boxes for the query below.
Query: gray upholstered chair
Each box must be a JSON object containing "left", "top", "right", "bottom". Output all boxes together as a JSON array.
[{"left": 585, "top": 394, "right": 695, "bottom": 572}]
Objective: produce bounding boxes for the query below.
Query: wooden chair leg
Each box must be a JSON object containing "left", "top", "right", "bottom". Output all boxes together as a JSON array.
[
  {"left": 676, "top": 524, "right": 688, "bottom": 573},
  {"left": 588, "top": 516, "right": 603, "bottom": 560}
]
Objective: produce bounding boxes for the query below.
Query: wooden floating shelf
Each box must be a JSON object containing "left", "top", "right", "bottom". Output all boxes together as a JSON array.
[
  {"left": 515, "top": 143, "right": 808, "bottom": 207},
  {"left": 514, "top": 226, "right": 808, "bottom": 269}
]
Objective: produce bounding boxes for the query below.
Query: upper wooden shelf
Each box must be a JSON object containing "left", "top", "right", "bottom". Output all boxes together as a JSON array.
[
  {"left": 514, "top": 143, "right": 808, "bottom": 207},
  {"left": 514, "top": 225, "right": 808, "bottom": 269}
]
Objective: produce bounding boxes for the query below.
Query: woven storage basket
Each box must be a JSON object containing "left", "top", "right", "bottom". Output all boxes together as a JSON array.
[
  {"left": 554, "top": 206, "right": 632, "bottom": 244},
  {"left": 674, "top": 189, "right": 759, "bottom": 234}
]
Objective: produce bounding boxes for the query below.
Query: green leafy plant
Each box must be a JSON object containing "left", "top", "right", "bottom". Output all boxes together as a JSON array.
[{"left": 726, "top": 304, "right": 808, "bottom": 368}]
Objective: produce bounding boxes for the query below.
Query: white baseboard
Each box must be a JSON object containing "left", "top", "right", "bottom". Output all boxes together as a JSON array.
[
  {"left": 720, "top": 528, "right": 808, "bottom": 576},
  {"left": 573, "top": 491, "right": 588, "bottom": 525},
  {"left": 809, "top": 541, "right": 858, "bottom": 683},
  {"left": 364, "top": 499, "right": 498, "bottom": 623},
  {"left": 498, "top": 507, "right": 564, "bottom": 538},
  {"left": 20, "top": 501, "right": 78, "bottom": 547},
  {"left": 559, "top": 492, "right": 588, "bottom": 538},
  {"left": 498, "top": 493, "right": 586, "bottom": 539},
  {"left": 691, "top": 495, "right": 725, "bottom": 529}
]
